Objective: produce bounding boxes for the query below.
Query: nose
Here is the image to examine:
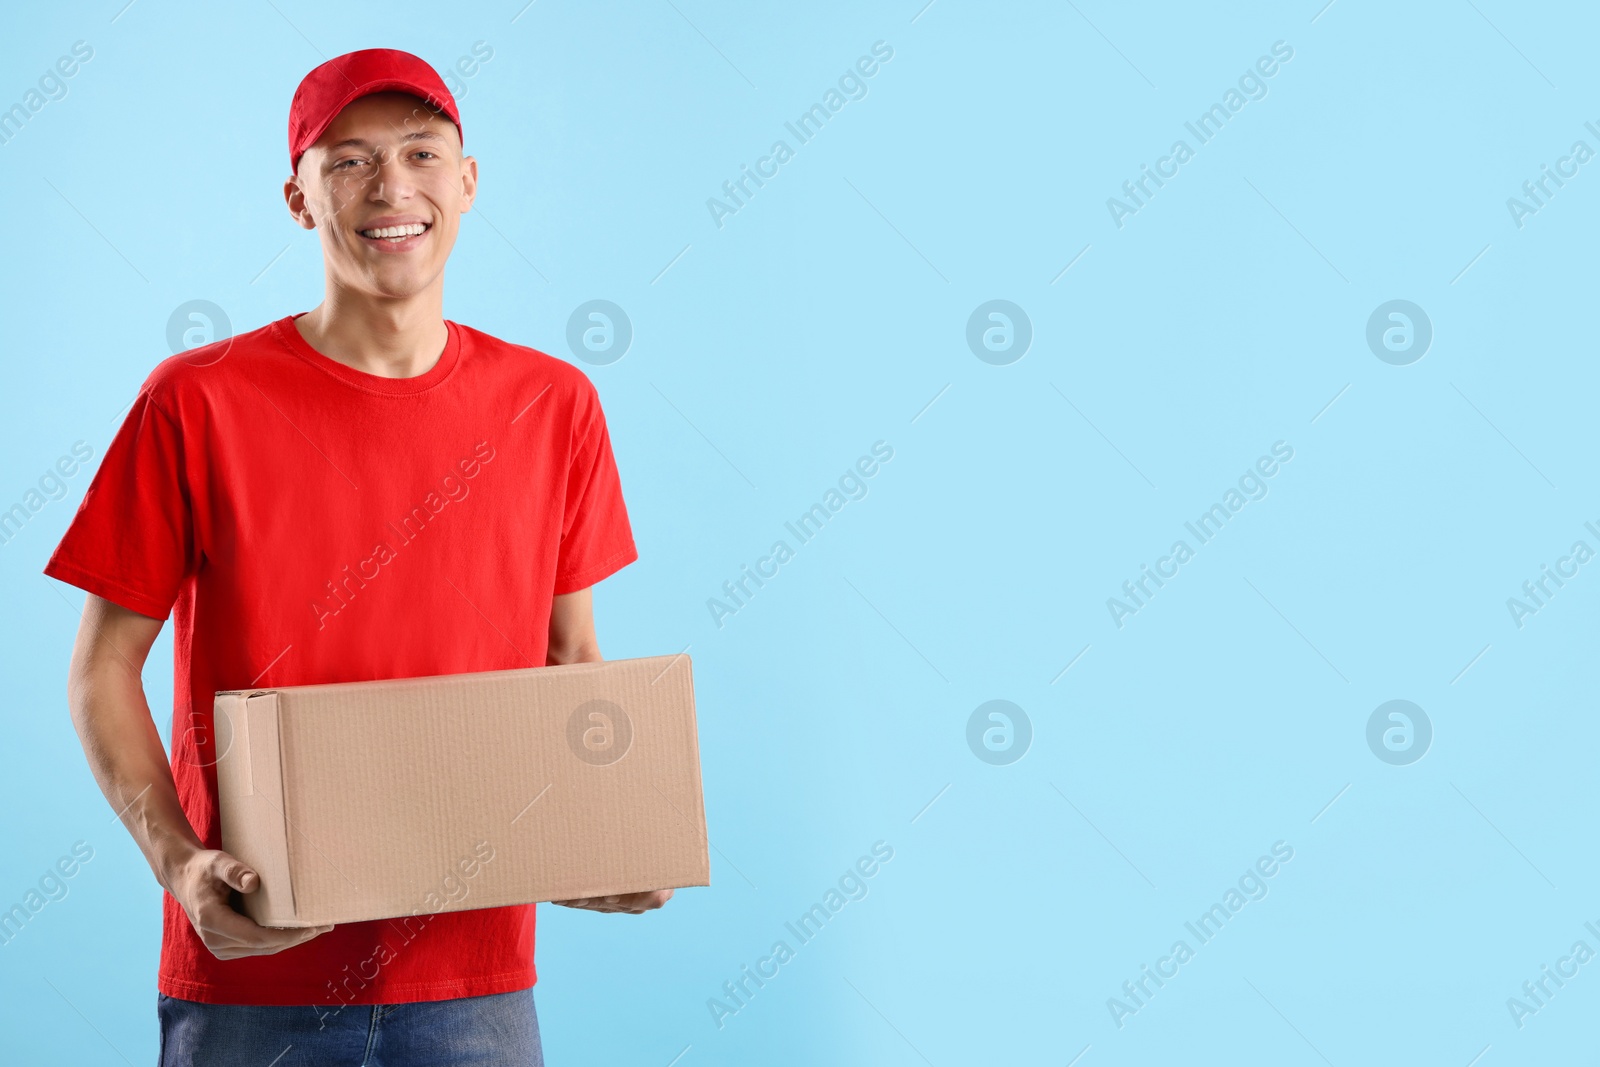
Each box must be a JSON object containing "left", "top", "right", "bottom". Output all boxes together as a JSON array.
[{"left": 368, "top": 150, "right": 416, "bottom": 204}]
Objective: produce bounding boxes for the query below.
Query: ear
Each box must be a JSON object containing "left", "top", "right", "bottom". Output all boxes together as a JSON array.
[
  {"left": 458, "top": 154, "right": 478, "bottom": 214},
  {"left": 283, "top": 173, "right": 317, "bottom": 230}
]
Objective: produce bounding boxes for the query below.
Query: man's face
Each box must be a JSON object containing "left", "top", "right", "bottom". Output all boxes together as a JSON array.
[{"left": 285, "top": 91, "right": 476, "bottom": 300}]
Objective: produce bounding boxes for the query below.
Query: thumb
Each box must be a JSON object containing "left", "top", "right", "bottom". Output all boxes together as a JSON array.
[{"left": 219, "top": 858, "right": 258, "bottom": 894}]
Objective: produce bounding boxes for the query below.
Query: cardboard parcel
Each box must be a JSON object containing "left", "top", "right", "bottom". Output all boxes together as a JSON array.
[{"left": 214, "top": 654, "right": 708, "bottom": 928}]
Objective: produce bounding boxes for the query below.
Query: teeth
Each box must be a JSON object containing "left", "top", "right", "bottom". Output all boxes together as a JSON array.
[{"left": 360, "top": 223, "right": 427, "bottom": 239}]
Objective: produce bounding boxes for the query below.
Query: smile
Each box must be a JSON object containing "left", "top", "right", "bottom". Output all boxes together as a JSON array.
[{"left": 357, "top": 222, "right": 431, "bottom": 244}]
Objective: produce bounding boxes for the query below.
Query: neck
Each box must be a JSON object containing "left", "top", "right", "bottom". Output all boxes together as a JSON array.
[{"left": 294, "top": 284, "right": 448, "bottom": 379}]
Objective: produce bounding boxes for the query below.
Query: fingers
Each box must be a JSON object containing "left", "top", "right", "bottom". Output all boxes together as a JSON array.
[
  {"left": 203, "top": 919, "right": 335, "bottom": 960},
  {"left": 194, "top": 893, "right": 334, "bottom": 959},
  {"left": 551, "top": 890, "right": 674, "bottom": 914}
]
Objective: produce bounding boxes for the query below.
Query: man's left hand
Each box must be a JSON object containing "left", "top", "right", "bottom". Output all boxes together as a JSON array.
[{"left": 551, "top": 889, "right": 674, "bottom": 914}]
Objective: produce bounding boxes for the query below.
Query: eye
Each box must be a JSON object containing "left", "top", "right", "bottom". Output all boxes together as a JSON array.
[
  {"left": 334, "top": 158, "right": 364, "bottom": 170},
  {"left": 413, "top": 151, "right": 437, "bottom": 160}
]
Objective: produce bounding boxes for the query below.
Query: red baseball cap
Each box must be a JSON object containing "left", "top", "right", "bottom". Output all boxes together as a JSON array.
[{"left": 288, "top": 48, "right": 462, "bottom": 172}]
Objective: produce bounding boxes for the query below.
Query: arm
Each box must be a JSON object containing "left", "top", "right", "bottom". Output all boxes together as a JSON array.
[
  {"left": 545, "top": 587, "right": 673, "bottom": 916},
  {"left": 67, "top": 593, "right": 332, "bottom": 957}
]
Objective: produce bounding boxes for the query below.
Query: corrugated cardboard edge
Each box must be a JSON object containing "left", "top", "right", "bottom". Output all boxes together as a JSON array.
[
  {"left": 214, "top": 691, "right": 300, "bottom": 927},
  {"left": 676, "top": 655, "right": 712, "bottom": 887}
]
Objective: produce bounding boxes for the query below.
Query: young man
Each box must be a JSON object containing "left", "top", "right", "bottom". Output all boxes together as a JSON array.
[{"left": 44, "top": 48, "right": 668, "bottom": 1065}]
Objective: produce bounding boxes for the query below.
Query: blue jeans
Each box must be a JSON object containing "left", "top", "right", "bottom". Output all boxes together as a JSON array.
[{"left": 157, "top": 987, "right": 543, "bottom": 1066}]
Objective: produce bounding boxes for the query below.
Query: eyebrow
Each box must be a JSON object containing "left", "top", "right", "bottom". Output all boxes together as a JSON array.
[{"left": 326, "top": 130, "right": 448, "bottom": 151}]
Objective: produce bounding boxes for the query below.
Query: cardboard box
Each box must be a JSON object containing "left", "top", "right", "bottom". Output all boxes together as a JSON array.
[{"left": 213, "top": 654, "right": 708, "bottom": 928}]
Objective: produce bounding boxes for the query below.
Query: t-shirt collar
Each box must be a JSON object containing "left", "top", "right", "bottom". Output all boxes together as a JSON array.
[{"left": 274, "top": 313, "right": 461, "bottom": 394}]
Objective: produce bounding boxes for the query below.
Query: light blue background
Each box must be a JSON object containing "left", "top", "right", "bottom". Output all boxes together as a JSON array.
[{"left": 2, "top": 1, "right": 1596, "bottom": 1064}]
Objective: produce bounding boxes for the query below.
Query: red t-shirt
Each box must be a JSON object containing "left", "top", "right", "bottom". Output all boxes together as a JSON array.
[{"left": 43, "top": 313, "right": 638, "bottom": 1007}]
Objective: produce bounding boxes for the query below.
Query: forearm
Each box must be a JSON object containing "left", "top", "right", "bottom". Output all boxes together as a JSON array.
[
  {"left": 68, "top": 653, "right": 199, "bottom": 894},
  {"left": 546, "top": 641, "right": 602, "bottom": 665}
]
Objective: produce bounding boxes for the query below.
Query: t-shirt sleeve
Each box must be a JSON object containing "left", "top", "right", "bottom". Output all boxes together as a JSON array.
[
  {"left": 42, "top": 386, "right": 195, "bottom": 620},
  {"left": 552, "top": 387, "right": 638, "bottom": 595}
]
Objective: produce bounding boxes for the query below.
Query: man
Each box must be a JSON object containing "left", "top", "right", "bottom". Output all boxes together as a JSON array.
[{"left": 43, "top": 48, "right": 667, "bottom": 1065}]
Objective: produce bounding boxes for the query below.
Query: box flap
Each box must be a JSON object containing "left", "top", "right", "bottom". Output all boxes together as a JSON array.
[{"left": 214, "top": 692, "right": 299, "bottom": 926}]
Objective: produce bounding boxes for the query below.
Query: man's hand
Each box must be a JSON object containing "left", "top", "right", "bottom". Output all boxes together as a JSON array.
[
  {"left": 551, "top": 889, "right": 674, "bottom": 915},
  {"left": 165, "top": 846, "right": 335, "bottom": 959}
]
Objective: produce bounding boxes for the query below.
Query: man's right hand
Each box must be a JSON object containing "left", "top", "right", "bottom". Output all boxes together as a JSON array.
[{"left": 165, "top": 847, "right": 335, "bottom": 960}]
